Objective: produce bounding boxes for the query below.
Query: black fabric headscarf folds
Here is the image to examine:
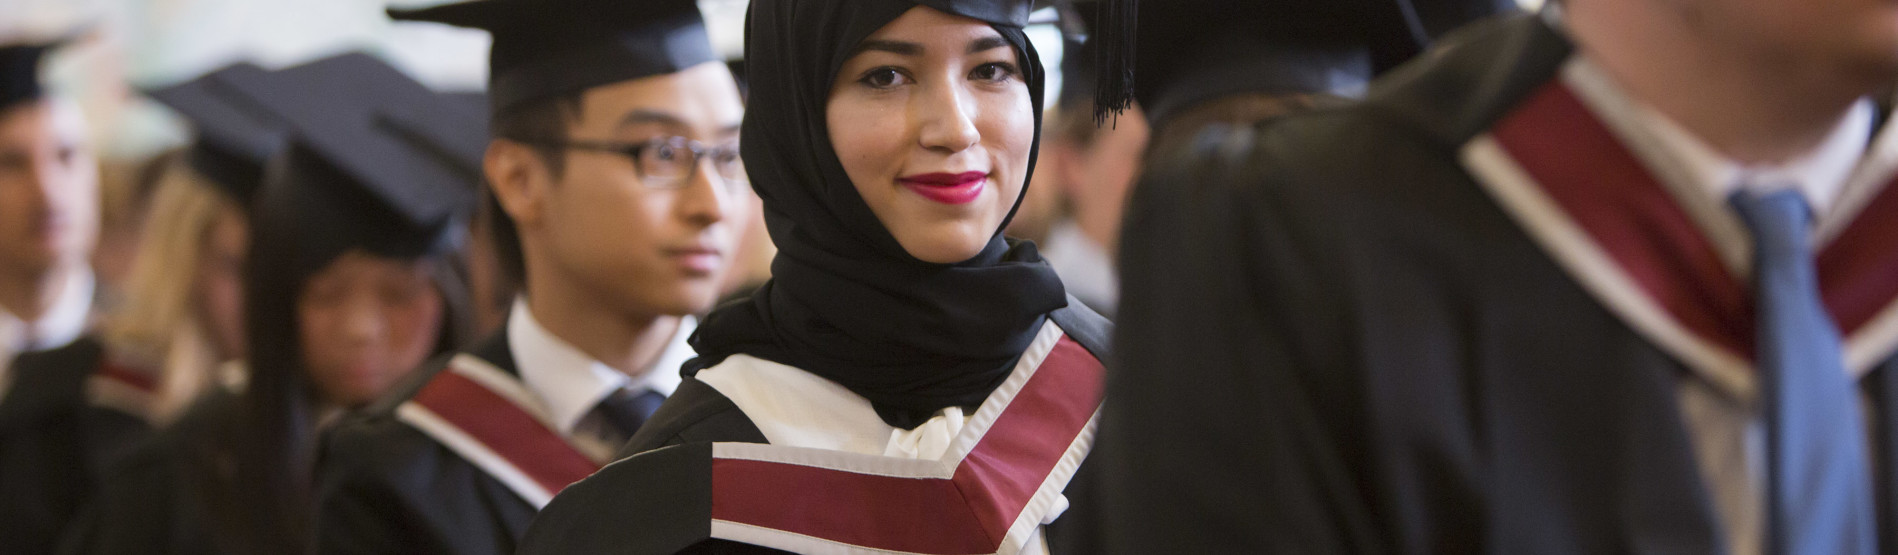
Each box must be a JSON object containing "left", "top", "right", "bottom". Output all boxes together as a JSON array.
[{"left": 687, "top": 0, "right": 1067, "bottom": 429}]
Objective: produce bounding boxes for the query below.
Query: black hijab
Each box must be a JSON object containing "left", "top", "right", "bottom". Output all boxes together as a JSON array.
[{"left": 688, "top": 0, "right": 1066, "bottom": 429}]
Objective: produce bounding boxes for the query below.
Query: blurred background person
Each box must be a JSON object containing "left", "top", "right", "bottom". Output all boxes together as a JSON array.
[
  {"left": 0, "top": 33, "right": 157, "bottom": 555},
  {"left": 73, "top": 53, "right": 479, "bottom": 555},
  {"left": 90, "top": 62, "right": 279, "bottom": 425}
]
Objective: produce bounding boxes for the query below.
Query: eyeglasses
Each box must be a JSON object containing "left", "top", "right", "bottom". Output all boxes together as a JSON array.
[{"left": 515, "top": 136, "right": 748, "bottom": 191}]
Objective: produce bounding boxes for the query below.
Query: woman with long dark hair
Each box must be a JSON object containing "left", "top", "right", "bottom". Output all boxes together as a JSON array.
[
  {"left": 519, "top": 1, "right": 1133, "bottom": 553},
  {"left": 74, "top": 53, "right": 479, "bottom": 555}
]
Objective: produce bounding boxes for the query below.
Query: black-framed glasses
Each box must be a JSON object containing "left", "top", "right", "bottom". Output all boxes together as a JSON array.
[{"left": 515, "top": 136, "right": 747, "bottom": 191}]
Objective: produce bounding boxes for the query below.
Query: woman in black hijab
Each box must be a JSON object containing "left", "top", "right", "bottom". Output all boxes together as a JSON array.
[{"left": 518, "top": 0, "right": 1132, "bottom": 553}]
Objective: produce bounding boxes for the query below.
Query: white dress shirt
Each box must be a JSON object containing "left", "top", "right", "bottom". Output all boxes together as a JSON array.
[
  {"left": 0, "top": 269, "right": 94, "bottom": 400},
  {"left": 507, "top": 297, "right": 692, "bottom": 463},
  {"left": 1562, "top": 57, "right": 1884, "bottom": 555},
  {"left": 696, "top": 354, "right": 1060, "bottom": 555}
]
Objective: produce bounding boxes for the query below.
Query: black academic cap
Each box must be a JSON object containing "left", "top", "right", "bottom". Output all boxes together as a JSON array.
[
  {"left": 145, "top": 63, "right": 288, "bottom": 204},
  {"left": 1133, "top": 0, "right": 1514, "bottom": 123},
  {"left": 387, "top": 0, "right": 718, "bottom": 116},
  {"left": 0, "top": 35, "right": 72, "bottom": 110},
  {"left": 221, "top": 53, "right": 485, "bottom": 273}
]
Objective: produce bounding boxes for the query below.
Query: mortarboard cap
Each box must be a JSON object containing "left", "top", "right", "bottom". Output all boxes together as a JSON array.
[
  {"left": 388, "top": 0, "right": 718, "bottom": 116},
  {"left": 0, "top": 31, "right": 82, "bottom": 111},
  {"left": 1133, "top": 0, "right": 1514, "bottom": 124},
  {"left": 145, "top": 62, "right": 288, "bottom": 204},
  {"left": 222, "top": 53, "right": 485, "bottom": 274}
]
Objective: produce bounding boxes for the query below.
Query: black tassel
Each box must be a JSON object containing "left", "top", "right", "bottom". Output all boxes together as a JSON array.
[{"left": 1090, "top": 0, "right": 1137, "bottom": 126}]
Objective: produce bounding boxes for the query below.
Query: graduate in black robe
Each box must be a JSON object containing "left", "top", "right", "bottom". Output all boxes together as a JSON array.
[
  {"left": 0, "top": 34, "right": 160, "bottom": 555},
  {"left": 313, "top": 1, "right": 743, "bottom": 552},
  {"left": 516, "top": 0, "right": 1133, "bottom": 553},
  {"left": 1102, "top": 2, "right": 1898, "bottom": 552},
  {"left": 72, "top": 53, "right": 476, "bottom": 555}
]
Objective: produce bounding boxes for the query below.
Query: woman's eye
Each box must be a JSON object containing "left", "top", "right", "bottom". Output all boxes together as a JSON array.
[
  {"left": 970, "top": 62, "right": 1019, "bottom": 83},
  {"left": 859, "top": 67, "right": 908, "bottom": 89}
]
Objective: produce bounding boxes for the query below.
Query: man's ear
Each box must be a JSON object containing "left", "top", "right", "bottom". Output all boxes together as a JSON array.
[{"left": 485, "top": 139, "right": 552, "bottom": 231}]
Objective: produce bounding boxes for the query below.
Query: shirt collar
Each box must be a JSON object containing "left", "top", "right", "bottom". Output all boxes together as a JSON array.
[
  {"left": 32, "top": 269, "right": 94, "bottom": 351},
  {"left": 1564, "top": 57, "right": 1877, "bottom": 214},
  {"left": 507, "top": 297, "right": 693, "bottom": 435}
]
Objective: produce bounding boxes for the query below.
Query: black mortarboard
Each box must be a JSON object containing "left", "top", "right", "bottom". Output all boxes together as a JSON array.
[
  {"left": 223, "top": 53, "right": 485, "bottom": 275},
  {"left": 1134, "top": 0, "right": 1515, "bottom": 123},
  {"left": 387, "top": 0, "right": 718, "bottom": 116},
  {"left": 145, "top": 62, "right": 287, "bottom": 204},
  {"left": 0, "top": 36, "right": 72, "bottom": 110}
]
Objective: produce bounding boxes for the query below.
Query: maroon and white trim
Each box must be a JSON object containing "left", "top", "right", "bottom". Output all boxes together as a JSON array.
[
  {"left": 87, "top": 359, "right": 158, "bottom": 420},
  {"left": 396, "top": 354, "right": 600, "bottom": 508},
  {"left": 1461, "top": 67, "right": 1898, "bottom": 400},
  {"left": 705, "top": 322, "right": 1102, "bottom": 555}
]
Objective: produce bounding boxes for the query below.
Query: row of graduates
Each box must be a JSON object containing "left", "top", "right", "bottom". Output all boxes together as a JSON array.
[
  {"left": 26, "top": 0, "right": 1879, "bottom": 552},
  {"left": 0, "top": 0, "right": 1356, "bottom": 550}
]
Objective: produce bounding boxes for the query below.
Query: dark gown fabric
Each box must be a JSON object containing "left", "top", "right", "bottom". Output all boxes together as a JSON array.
[
  {"left": 68, "top": 389, "right": 243, "bottom": 555},
  {"left": 0, "top": 337, "right": 152, "bottom": 555},
  {"left": 516, "top": 301, "right": 1112, "bottom": 555},
  {"left": 1096, "top": 12, "right": 1887, "bottom": 554},
  {"left": 309, "top": 328, "right": 538, "bottom": 555}
]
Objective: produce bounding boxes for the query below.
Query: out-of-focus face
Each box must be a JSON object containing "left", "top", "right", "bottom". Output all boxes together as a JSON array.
[
  {"left": 827, "top": 6, "right": 1036, "bottom": 264},
  {"left": 297, "top": 251, "right": 444, "bottom": 407},
  {"left": 1049, "top": 103, "right": 1148, "bottom": 255},
  {"left": 0, "top": 99, "right": 99, "bottom": 277},
  {"left": 195, "top": 206, "right": 248, "bottom": 361},
  {"left": 501, "top": 62, "right": 750, "bottom": 318},
  {"left": 1686, "top": 0, "right": 1898, "bottom": 82}
]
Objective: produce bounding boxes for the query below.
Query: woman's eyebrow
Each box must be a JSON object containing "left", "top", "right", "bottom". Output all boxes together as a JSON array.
[
  {"left": 967, "top": 36, "right": 1008, "bottom": 54},
  {"left": 853, "top": 39, "right": 923, "bottom": 57}
]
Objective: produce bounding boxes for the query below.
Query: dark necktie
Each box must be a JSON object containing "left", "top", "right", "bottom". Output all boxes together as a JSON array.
[
  {"left": 595, "top": 388, "right": 667, "bottom": 444},
  {"left": 1731, "top": 188, "right": 1875, "bottom": 555}
]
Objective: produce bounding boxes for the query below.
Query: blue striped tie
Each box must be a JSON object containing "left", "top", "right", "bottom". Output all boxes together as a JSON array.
[{"left": 1731, "top": 188, "right": 1875, "bottom": 555}]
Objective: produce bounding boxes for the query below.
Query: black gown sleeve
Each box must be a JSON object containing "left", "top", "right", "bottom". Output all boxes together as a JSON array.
[
  {"left": 311, "top": 355, "right": 535, "bottom": 555},
  {"left": 525, "top": 379, "right": 786, "bottom": 555},
  {"left": 1098, "top": 118, "right": 1387, "bottom": 553},
  {"left": 313, "top": 419, "right": 453, "bottom": 555},
  {"left": 68, "top": 391, "right": 240, "bottom": 555}
]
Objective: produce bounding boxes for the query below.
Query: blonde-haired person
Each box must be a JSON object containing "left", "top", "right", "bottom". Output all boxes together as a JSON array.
[{"left": 98, "top": 153, "right": 248, "bottom": 423}]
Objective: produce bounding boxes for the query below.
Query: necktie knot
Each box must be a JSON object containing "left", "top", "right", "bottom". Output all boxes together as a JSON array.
[
  {"left": 595, "top": 388, "right": 667, "bottom": 444},
  {"left": 1730, "top": 188, "right": 1812, "bottom": 253}
]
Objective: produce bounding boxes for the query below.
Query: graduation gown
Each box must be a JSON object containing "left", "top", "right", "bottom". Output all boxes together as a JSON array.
[
  {"left": 515, "top": 300, "right": 1112, "bottom": 555},
  {"left": 0, "top": 337, "right": 155, "bottom": 554},
  {"left": 1101, "top": 12, "right": 1898, "bottom": 554},
  {"left": 70, "top": 389, "right": 246, "bottom": 555},
  {"left": 311, "top": 329, "right": 542, "bottom": 555}
]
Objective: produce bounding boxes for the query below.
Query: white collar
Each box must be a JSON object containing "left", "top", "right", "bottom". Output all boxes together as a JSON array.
[
  {"left": 506, "top": 297, "right": 692, "bottom": 436},
  {"left": 1564, "top": 57, "right": 1876, "bottom": 215},
  {"left": 0, "top": 268, "right": 94, "bottom": 400},
  {"left": 0, "top": 268, "right": 95, "bottom": 353},
  {"left": 1039, "top": 220, "right": 1118, "bottom": 317}
]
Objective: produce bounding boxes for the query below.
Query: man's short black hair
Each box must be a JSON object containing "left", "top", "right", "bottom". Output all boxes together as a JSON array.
[{"left": 485, "top": 91, "right": 583, "bottom": 288}]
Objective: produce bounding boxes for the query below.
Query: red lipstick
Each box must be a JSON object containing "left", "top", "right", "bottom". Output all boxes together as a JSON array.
[{"left": 897, "top": 171, "right": 987, "bottom": 205}]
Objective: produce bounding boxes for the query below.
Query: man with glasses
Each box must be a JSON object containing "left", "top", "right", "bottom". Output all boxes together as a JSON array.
[{"left": 312, "top": 1, "right": 748, "bottom": 553}]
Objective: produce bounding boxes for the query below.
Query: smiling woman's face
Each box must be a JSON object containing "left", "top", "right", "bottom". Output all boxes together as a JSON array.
[{"left": 826, "top": 6, "right": 1036, "bottom": 264}]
